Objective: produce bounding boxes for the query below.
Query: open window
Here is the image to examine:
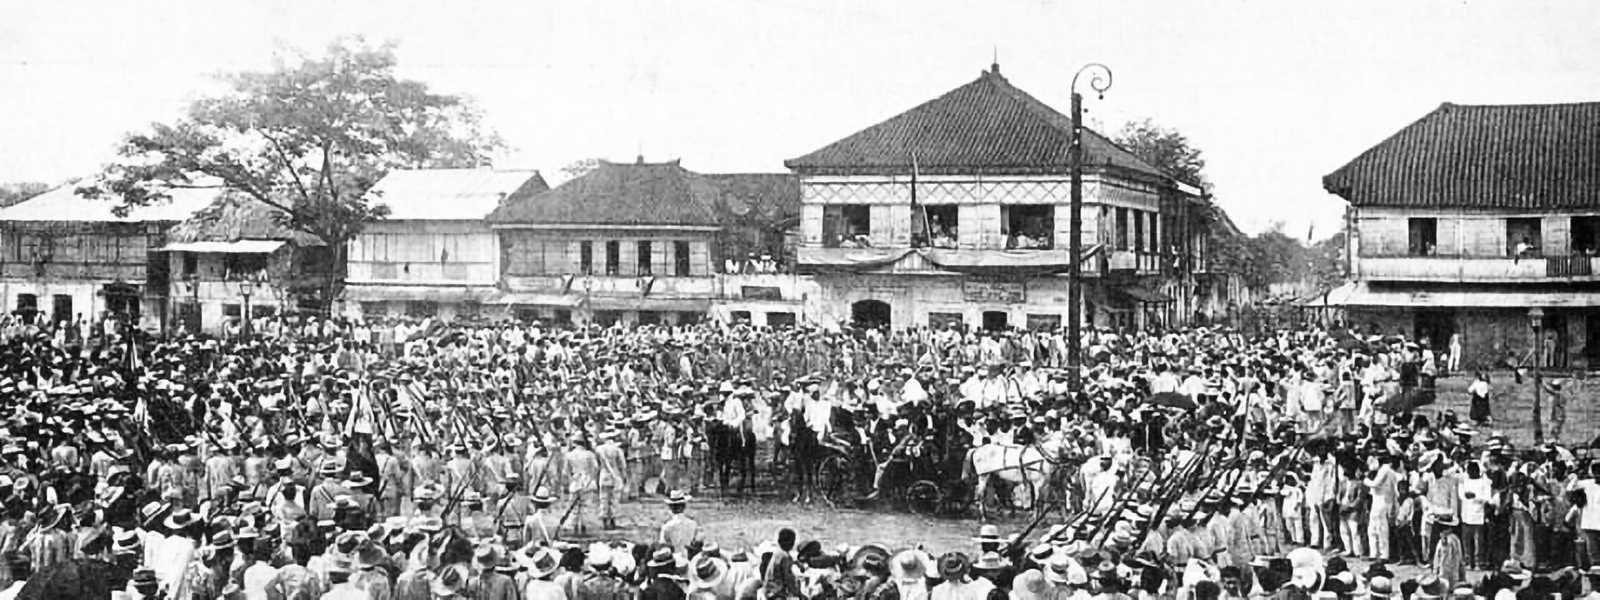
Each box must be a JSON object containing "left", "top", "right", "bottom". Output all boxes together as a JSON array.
[
  {"left": 1004, "top": 205, "right": 1055, "bottom": 249},
  {"left": 822, "top": 205, "right": 872, "bottom": 248},
  {"left": 605, "top": 241, "right": 620, "bottom": 275},
  {"left": 579, "top": 241, "right": 594, "bottom": 274},
  {"left": 224, "top": 253, "right": 269, "bottom": 280},
  {"left": 674, "top": 241, "right": 691, "bottom": 276},
  {"left": 1408, "top": 218, "right": 1437, "bottom": 256},
  {"left": 1572, "top": 217, "right": 1600, "bottom": 256},
  {"left": 637, "top": 241, "right": 653, "bottom": 275},
  {"left": 1506, "top": 218, "right": 1542, "bottom": 258},
  {"left": 912, "top": 205, "right": 959, "bottom": 248}
]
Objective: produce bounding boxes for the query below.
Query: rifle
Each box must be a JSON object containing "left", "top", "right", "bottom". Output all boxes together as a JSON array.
[
  {"left": 1086, "top": 460, "right": 1157, "bottom": 545},
  {"left": 1129, "top": 443, "right": 1218, "bottom": 550}
]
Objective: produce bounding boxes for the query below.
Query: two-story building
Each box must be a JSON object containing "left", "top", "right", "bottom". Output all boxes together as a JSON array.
[
  {"left": 0, "top": 183, "right": 220, "bottom": 331},
  {"left": 160, "top": 194, "right": 332, "bottom": 334},
  {"left": 785, "top": 64, "right": 1204, "bottom": 331},
  {"left": 1323, "top": 101, "right": 1600, "bottom": 369},
  {"left": 487, "top": 159, "right": 804, "bottom": 326},
  {"left": 345, "top": 168, "right": 548, "bottom": 321}
]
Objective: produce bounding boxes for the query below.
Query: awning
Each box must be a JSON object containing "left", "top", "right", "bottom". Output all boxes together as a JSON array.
[
  {"left": 1118, "top": 285, "right": 1173, "bottom": 303},
  {"left": 495, "top": 293, "right": 581, "bottom": 308},
  {"left": 1321, "top": 281, "right": 1600, "bottom": 308},
  {"left": 161, "top": 240, "right": 286, "bottom": 254},
  {"left": 343, "top": 285, "right": 500, "bottom": 303}
]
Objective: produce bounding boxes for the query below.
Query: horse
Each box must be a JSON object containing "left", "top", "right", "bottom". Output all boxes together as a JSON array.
[
  {"left": 962, "top": 436, "right": 1065, "bottom": 520},
  {"left": 704, "top": 420, "right": 757, "bottom": 497}
]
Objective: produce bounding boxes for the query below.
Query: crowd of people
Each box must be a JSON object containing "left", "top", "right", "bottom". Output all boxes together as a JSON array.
[{"left": 0, "top": 311, "right": 1594, "bottom": 600}]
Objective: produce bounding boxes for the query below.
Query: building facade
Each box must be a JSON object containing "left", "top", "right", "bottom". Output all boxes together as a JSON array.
[
  {"left": 160, "top": 194, "right": 333, "bottom": 335},
  {"left": 345, "top": 168, "right": 548, "bottom": 321},
  {"left": 1323, "top": 101, "right": 1600, "bottom": 370},
  {"left": 785, "top": 65, "right": 1206, "bottom": 332},
  {"left": 487, "top": 160, "right": 803, "bottom": 326},
  {"left": 0, "top": 184, "right": 220, "bottom": 332}
]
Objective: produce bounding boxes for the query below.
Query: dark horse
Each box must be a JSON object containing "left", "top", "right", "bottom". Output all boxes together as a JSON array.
[{"left": 705, "top": 420, "right": 758, "bottom": 496}]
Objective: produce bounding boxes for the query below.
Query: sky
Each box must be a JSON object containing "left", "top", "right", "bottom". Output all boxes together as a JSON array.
[{"left": 2, "top": 0, "right": 1597, "bottom": 237}]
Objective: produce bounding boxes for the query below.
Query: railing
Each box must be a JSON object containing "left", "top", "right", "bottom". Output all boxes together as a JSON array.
[{"left": 1360, "top": 255, "right": 1600, "bottom": 281}]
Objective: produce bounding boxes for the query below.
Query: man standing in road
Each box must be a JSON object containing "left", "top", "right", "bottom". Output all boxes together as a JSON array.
[
  {"left": 563, "top": 433, "right": 600, "bottom": 537},
  {"left": 595, "top": 428, "right": 628, "bottom": 531}
]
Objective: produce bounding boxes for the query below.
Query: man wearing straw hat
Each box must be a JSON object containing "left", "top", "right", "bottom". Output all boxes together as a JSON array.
[{"left": 660, "top": 490, "right": 699, "bottom": 555}]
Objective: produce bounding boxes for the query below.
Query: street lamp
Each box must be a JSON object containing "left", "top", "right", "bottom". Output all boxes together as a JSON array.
[
  {"left": 1529, "top": 306, "right": 1545, "bottom": 444},
  {"left": 239, "top": 278, "right": 255, "bottom": 338},
  {"left": 583, "top": 275, "right": 594, "bottom": 326},
  {"left": 1068, "top": 63, "right": 1113, "bottom": 395}
]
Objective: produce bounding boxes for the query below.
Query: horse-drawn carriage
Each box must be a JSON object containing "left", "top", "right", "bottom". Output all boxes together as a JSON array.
[{"left": 811, "top": 430, "right": 944, "bottom": 514}]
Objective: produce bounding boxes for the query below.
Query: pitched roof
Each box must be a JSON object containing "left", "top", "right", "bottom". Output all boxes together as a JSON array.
[
  {"left": 166, "top": 194, "right": 323, "bottom": 246},
  {"left": 365, "top": 168, "right": 547, "bottom": 220},
  {"left": 1323, "top": 101, "right": 1600, "bottom": 209},
  {"left": 490, "top": 160, "right": 797, "bottom": 227},
  {"left": 0, "top": 182, "right": 220, "bottom": 223},
  {"left": 784, "top": 66, "right": 1170, "bottom": 180}
]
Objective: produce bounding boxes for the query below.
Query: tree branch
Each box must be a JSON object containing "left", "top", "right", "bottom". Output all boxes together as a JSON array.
[{"left": 259, "top": 129, "right": 313, "bottom": 205}]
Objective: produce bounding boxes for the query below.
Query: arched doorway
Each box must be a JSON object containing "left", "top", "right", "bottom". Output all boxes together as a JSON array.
[{"left": 851, "top": 299, "right": 891, "bottom": 330}]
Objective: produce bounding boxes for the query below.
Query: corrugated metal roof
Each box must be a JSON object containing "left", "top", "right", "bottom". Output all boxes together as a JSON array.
[
  {"left": 784, "top": 66, "right": 1170, "bottom": 180},
  {"left": 365, "top": 168, "right": 548, "bottom": 220},
  {"left": 1324, "top": 102, "right": 1600, "bottom": 209},
  {"left": 160, "top": 240, "right": 286, "bottom": 254},
  {"left": 0, "top": 183, "right": 220, "bottom": 223}
]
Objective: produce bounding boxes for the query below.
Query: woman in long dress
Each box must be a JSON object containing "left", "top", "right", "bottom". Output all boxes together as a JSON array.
[{"left": 1467, "top": 372, "right": 1491, "bottom": 424}]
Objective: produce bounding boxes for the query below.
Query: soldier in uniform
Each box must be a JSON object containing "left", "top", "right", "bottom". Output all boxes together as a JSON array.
[
  {"left": 524, "top": 487, "right": 560, "bottom": 547},
  {"left": 563, "top": 433, "right": 600, "bottom": 538},
  {"left": 306, "top": 458, "right": 350, "bottom": 525},
  {"left": 595, "top": 428, "right": 627, "bottom": 530},
  {"left": 374, "top": 438, "right": 407, "bottom": 517},
  {"left": 458, "top": 491, "right": 496, "bottom": 542},
  {"left": 496, "top": 472, "right": 532, "bottom": 549}
]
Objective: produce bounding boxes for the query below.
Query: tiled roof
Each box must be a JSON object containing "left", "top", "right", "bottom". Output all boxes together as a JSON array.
[
  {"left": 489, "top": 161, "right": 798, "bottom": 227},
  {"left": 1324, "top": 102, "right": 1600, "bottom": 209},
  {"left": 365, "top": 168, "right": 547, "bottom": 220},
  {"left": 785, "top": 66, "right": 1170, "bottom": 180}
]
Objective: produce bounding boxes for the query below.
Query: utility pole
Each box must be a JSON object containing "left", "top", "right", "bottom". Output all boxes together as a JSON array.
[{"left": 1068, "top": 63, "right": 1112, "bottom": 395}]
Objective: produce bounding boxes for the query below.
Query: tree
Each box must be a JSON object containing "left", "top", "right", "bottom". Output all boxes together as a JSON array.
[
  {"left": 80, "top": 38, "right": 501, "bottom": 310},
  {"left": 0, "top": 182, "right": 50, "bottom": 208},
  {"left": 1114, "top": 119, "right": 1208, "bottom": 189},
  {"left": 558, "top": 157, "right": 604, "bottom": 182}
]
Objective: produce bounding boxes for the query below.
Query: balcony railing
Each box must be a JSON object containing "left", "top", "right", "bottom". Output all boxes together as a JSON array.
[{"left": 1359, "top": 255, "right": 1600, "bottom": 281}]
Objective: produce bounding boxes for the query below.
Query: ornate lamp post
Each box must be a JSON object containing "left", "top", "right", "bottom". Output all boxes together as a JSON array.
[
  {"left": 1068, "top": 63, "right": 1113, "bottom": 395},
  {"left": 1529, "top": 307, "right": 1545, "bottom": 444},
  {"left": 239, "top": 278, "right": 256, "bottom": 338}
]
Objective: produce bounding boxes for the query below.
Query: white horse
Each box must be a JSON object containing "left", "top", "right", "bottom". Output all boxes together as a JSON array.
[{"left": 963, "top": 437, "right": 1064, "bottom": 518}]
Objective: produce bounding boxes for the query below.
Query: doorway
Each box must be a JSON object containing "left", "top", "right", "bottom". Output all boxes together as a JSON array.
[
  {"left": 1585, "top": 313, "right": 1600, "bottom": 367},
  {"left": 982, "top": 310, "right": 1009, "bottom": 331},
  {"left": 1412, "top": 309, "right": 1456, "bottom": 352},
  {"left": 851, "top": 300, "right": 891, "bottom": 330}
]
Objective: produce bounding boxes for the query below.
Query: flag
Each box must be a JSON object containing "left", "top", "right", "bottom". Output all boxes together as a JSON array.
[{"left": 345, "top": 385, "right": 375, "bottom": 436}]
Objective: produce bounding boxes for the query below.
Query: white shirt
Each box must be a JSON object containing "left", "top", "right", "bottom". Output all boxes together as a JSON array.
[
  {"left": 1459, "top": 476, "right": 1491, "bottom": 525},
  {"left": 1571, "top": 479, "right": 1600, "bottom": 530}
]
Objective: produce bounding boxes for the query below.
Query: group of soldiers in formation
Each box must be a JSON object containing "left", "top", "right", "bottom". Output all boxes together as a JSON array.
[{"left": 0, "top": 312, "right": 1594, "bottom": 600}]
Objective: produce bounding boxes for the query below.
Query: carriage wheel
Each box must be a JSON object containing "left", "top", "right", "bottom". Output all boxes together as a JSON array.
[
  {"left": 815, "top": 455, "right": 852, "bottom": 508},
  {"left": 904, "top": 480, "right": 941, "bottom": 516}
]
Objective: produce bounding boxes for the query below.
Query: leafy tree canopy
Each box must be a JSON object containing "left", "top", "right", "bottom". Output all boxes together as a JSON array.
[
  {"left": 80, "top": 38, "right": 502, "bottom": 246},
  {"left": 1114, "top": 118, "right": 1207, "bottom": 189}
]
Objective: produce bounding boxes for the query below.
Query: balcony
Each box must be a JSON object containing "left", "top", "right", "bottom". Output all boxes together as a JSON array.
[
  {"left": 798, "top": 246, "right": 1101, "bottom": 276},
  {"left": 1359, "top": 255, "right": 1600, "bottom": 282}
]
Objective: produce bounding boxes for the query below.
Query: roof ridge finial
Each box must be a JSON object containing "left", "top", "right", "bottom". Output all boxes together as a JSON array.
[{"left": 991, "top": 45, "right": 999, "bottom": 75}]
